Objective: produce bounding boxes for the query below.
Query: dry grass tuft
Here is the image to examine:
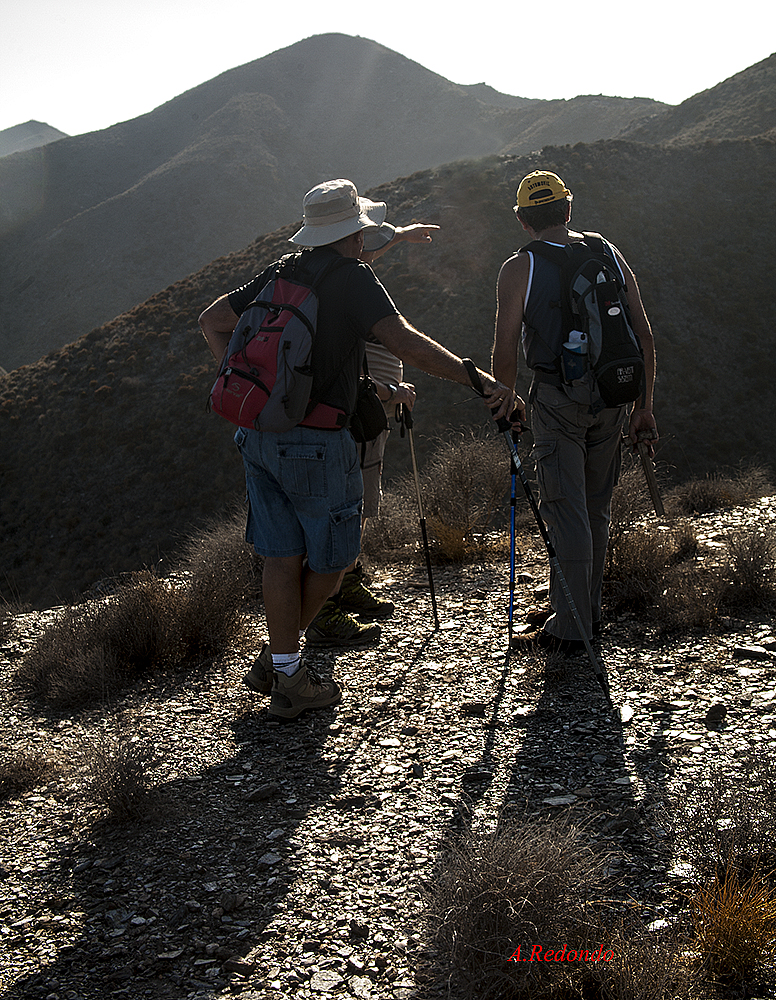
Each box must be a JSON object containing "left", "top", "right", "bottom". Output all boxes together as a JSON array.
[
  {"left": 667, "top": 463, "right": 773, "bottom": 516},
  {"left": 587, "top": 912, "right": 695, "bottom": 1000},
  {"left": 689, "top": 868, "right": 776, "bottom": 981},
  {"left": 0, "top": 750, "right": 58, "bottom": 801},
  {"left": 78, "top": 726, "right": 161, "bottom": 823},
  {"left": 424, "top": 812, "right": 608, "bottom": 998},
  {"left": 720, "top": 526, "right": 776, "bottom": 610},
  {"left": 367, "top": 429, "right": 524, "bottom": 563},
  {"left": 677, "top": 754, "right": 776, "bottom": 885}
]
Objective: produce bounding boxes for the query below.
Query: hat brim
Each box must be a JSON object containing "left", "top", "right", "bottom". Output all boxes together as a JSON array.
[
  {"left": 290, "top": 196, "right": 386, "bottom": 247},
  {"left": 362, "top": 222, "right": 396, "bottom": 252}
]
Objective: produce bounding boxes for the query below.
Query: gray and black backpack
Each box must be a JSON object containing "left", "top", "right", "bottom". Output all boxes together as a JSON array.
[{"left": 520, "top": 233, "right": 645, "bottom": 408}]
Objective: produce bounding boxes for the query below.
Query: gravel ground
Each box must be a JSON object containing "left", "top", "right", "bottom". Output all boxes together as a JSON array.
[{"left": 2, "top": 498, "right": 776, "bottom": 1000}]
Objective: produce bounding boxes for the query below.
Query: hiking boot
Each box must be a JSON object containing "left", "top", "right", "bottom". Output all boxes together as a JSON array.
[
  {"left": 268, "top": 663, "right": 342, "bottom": 720},
  {"left": 338, "top": 569, "right": 394, "bottom": 620},
  {"left": 510, "top": 628, "right": 586, "bottom": 656},
  {"left": 243, "top": 643, "right": 273, "bottom": 693},
  {"left": 305, "top": 600, "right": 381, "bottom": 647},
  {"left": 525, "top": 605, "right": 553, "bottom": 627}
]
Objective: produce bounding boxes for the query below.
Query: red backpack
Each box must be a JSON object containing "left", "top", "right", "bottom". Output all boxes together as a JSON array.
[{"left": 209, "top": 252, "right": 353, "bottom": 432}]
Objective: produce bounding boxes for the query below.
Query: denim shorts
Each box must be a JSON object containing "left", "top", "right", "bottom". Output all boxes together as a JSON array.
[{"left": 234, "top": 426, "right": 363, "bottom": 574}]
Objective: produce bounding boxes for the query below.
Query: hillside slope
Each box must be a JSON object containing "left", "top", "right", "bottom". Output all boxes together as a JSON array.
[
  {"left": 0, "top": 33, "right": 663, "bottom": 371},
  {"left": 1, "top": 137, "right": 775, "bottom": 609},
  {"left": 619, "top": 51, "right": 776, "bottom": 144}
]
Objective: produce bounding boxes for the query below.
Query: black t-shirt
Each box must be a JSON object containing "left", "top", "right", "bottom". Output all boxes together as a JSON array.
[{"left": 227, "top": 247, "right": 398, "bottom": 415}]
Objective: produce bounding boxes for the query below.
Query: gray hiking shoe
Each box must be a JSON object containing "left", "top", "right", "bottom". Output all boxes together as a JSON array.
[
  {"left": 268, "top": 663, "right": 342, "bottom": 720},
  {"left": 305, "top": 600, "right": 381, "bottom": 647},
  {"left": 243, "top": 643, "right": 273, "bottom": 694},
  {"left": 338, "top": 569, "right": 394, "bottom": 620}
]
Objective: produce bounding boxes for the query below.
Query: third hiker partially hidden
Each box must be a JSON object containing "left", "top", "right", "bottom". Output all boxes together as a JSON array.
[
  {"left": 491, "top": 170, "right": 658, "bottom": 655},
  {"left": 200, "top": 178, "right": 512, "bottom": 720}
]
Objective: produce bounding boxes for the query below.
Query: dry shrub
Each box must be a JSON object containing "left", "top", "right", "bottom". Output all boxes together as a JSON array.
[
  {"left": 0, "top": 750, "right": 58, "bottom": 801},
  {"left": 367, "top": 429, "right": 510, "bottom": 562},
  {"left": 79, "top": 727, "right": 161, "bottom": 823},
  {"left": 13, "top": 571, "right": 179, "bottom": 708},
  {"left": 424, "top": 812, "right": 608, "bottom": 998},
  {"left": 587, "top": 912, "right": 694, "bottom": 1000},
  {"left": 173, "top": 505, "right": 259, "bottom": 660},
  {"left": 677, "top": 755, "right": 776, "bottom": 885},
  {"left": 657, "top": 564, "right": 723, "bottom": 632},
  {"left": 720, "top": 526, "right": 776, "bottom": 609},
  {"left": 689, "top": 868, "right": 776, "bottom": 981},
  {"left": 14, "top": 511, "right": 256, "bottom": 709},
  {"left": 606, "top": 522, "right": 699, "bottom": 610},
  {"left": 667, "top": 464, "right": 773, "bottom": 516}
]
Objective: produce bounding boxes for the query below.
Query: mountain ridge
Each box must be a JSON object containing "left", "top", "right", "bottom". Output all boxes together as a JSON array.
[{"left": 0, "top": 33, "right": 665, "bottom": 372}]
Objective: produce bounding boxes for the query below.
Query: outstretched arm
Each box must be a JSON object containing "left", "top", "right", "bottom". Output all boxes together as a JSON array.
[
  {"left": 371, "top": 313, "right": 514, "bottom": 421},
  {"left": 362, "top": 224, "right": 441, "bottom": 264}
]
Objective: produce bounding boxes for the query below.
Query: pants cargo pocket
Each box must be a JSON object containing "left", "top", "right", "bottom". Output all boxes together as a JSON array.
[
  {"left": 328, "top": 499, "right": 362, "bottom": 572},
  {"left": 533, "top": 440, "right": 564, "bottom": 503}
]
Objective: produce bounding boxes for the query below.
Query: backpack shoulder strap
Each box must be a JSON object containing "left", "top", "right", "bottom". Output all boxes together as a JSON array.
[
  {"left": 580, "top": 232, "right": 609, "bottom": 258},
  {"left": 285, "top": 249, "right": 356, "bottom": 289},
  {"left": 518, "top": 240, "right": 572, "bottom": 268}
]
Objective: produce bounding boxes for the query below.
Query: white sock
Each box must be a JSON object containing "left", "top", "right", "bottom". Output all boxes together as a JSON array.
[{"left": 272, "top": 652, "right": 301, "bottom": 677}]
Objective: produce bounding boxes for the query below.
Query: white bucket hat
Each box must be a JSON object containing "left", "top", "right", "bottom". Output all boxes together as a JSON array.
[
  {"left": 362, "top": 219, "right": 396, "bottom": 253},
  {"left": 290, "top": 179, "right": 386, "bottom": 247}
]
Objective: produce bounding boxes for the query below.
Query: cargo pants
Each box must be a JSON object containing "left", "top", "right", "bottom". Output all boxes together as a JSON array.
[{"left": 529, "top": 380, "right": 627, "bottom": 642}]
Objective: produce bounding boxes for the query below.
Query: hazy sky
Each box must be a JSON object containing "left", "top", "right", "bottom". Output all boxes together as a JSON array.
[{"left": 2, "top": 0, "right": 774, "bottom": 137}]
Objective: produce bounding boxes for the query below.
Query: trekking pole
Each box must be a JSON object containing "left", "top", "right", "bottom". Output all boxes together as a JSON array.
[
  {"left": 461, "top": 360, "right": 614, "bottom": 709},
  {"left": 508, "top": 454, "right": 517, "bottom": 644},
  {"left": 397, "top": 404, "right": 440, "bottom": 629},
  {"left": 636, "top": 432, "right": 664, "bottom": 517}
]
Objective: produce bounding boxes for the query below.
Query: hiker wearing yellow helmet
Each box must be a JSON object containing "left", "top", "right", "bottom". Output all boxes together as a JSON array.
[{"left": 491, "top": 170, "right": 657, "bottom": 656}]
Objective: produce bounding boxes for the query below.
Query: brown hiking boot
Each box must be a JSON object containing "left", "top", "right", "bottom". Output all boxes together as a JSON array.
[
  {"left": 305, "top": 600, "right": 381, "bottom": 647},
  {"left": 243, "top": 643, "right": 273, "bottom": 694},
  {"left": 268, "top": 663, "right": 342, "bottom": 720},
  {"left": 338, "top": 568, "right": 394, "bottom": 620}
]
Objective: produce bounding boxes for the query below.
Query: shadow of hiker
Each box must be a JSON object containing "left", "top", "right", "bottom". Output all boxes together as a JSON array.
[
  {"left": 414, "top": 646, "right": 676, "bottom": 998},
  {"left": 3, "top": 690, "right": 341, "bottom": 999}
]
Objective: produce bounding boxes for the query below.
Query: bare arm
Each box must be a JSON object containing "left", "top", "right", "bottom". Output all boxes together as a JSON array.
[
  {"left": 198, "top": 295, "right": 238, "bottom": 363},
  {"left": 613, "top": 248, "right": 658, "bottom": 449},
  {"left": 362, "top": 224, "right": 441, "bottom": 265},
  {"left": 491, "top": 253, "right": 529, "bottom": 425},
  {"left": 371, "top": 313, "right": 514, "bottom": 421}
]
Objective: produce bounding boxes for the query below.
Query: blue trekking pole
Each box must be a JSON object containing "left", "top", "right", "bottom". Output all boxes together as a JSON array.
[
  {"left": 508, "top": 454, "right": 517, "bottom": 644},
  {"left": 461, "top": 360, "right": 614, "bottom": 709}
]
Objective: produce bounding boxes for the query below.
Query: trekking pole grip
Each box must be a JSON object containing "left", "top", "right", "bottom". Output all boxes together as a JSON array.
[{"left": 462, "top": 358, "right": 512, "bottom": 432}]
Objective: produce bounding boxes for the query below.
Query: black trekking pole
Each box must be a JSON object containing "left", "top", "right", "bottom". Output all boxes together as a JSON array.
[
  {"left": 397, "top": 404, "right": 440, "bottom": 629},
  {"left": 461, "top": 359, "right": 614, "bottom": 709}
]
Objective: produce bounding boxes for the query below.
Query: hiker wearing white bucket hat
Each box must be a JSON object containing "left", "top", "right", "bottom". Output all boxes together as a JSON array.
[
  {"left": 290, "top": 178, "right": 386, "bottom": 246},
  {"left": 200, "top": 178, "right": 513, "bottom": 721}
]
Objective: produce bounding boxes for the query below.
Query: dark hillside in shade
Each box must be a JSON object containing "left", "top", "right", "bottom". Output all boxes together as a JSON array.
[{"left": 1, "top": 136, "right": 774, "bottom": 609}]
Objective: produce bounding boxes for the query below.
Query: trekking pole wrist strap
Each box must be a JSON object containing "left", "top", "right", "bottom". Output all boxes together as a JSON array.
[
  {"left": 462, "top": 357, "right": 511, "bottom": 433},
  {"left": 462, "top": 358, "right": 484, "bottom": 395}
]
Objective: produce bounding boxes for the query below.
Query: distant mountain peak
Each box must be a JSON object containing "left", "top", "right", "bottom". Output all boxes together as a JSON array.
[{"left": 0, "top": 120, "right": 68, "bottom": 158}]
